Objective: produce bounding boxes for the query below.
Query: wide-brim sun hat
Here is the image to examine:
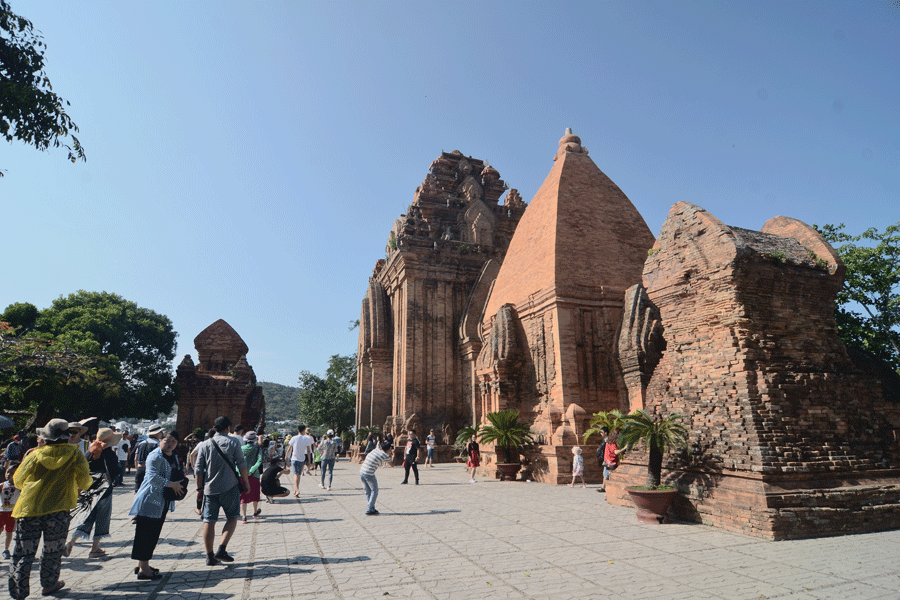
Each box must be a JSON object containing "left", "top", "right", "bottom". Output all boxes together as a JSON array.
[
  {"left": 39, "top": 419, "right": 72, "bottom": 442},
  {"left": 147, "top": 423, "right": 164, "bottom": 435},
  {"left": 327, "top": 429, "right": 334, "bottom": 436},
  {"left": 244, "top": 431, "right": 258, "bottom": 443},
  {"left": 67, "top": 422, "right": 88, "bottom": 435},
  {"left": 97, "top": 427, "right": 122, "bottom": 446}
]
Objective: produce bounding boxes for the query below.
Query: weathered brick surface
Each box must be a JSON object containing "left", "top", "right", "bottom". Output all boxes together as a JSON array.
[
  {"left": 175, "top": 319, "right": 265, "bottom": 434},
  {"left": 356, "top": 151, "right": 525, "bottom": 445},
  {"left": 606, "top": 203, "right": 900, "bottom": 539},
  {"left": 476, "top": 132, "right": 654, "bottom": 478}
]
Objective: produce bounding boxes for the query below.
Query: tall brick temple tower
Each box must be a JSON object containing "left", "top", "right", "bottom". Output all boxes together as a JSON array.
[
  {"left": 476, "top": 130, "right": 656, "bottom": 481},
  {"left": 175, "top": 319, "right": 265, "bottom": 435},
  {"left": 356, "top": 151, "right": 526, "bottom": 445}
]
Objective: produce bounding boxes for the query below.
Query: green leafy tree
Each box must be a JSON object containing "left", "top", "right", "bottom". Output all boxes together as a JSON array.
[
  {"left": 297, "top": 353, "right": 356, "bottom": 434},
  {"left": 1, "top": 0, "right": 85, "bottom": 174},
  {"left": 816, "top": 222, "right": 900, "bottom": 371},
  {"left": 0, "top": 291, "right": 177, "bottom": 423},
  {"left": 583, "top": 409, "right": 627, "bottom": 444}
]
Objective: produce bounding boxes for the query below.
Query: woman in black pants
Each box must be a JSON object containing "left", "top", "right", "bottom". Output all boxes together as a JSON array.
[{"left": 128, "top": 432, "right": 186, "bottom": 580}]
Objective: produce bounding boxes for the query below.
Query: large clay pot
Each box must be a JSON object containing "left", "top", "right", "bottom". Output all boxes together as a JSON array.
[
  {"left": 496, "top": 463, "right": 521, "bottom": 481},
  {"left": 626, "top": 488, "right": 677, "bottom": 524}
]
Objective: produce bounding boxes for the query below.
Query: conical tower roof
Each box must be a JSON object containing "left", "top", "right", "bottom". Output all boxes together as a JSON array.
[
  {"left": 483, "top": 130, "right": 655, "bottom": 321},
  {"left": 194, "top": 319, "right": 249, "bottom": 356}
]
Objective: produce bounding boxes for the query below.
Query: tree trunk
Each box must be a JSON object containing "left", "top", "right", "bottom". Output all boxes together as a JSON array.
[{"left": 647, "top": 444, "right": 663, "bottom": 488}]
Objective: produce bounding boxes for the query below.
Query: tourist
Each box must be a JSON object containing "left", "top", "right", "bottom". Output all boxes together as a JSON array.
[
  {"left": 65, "top": 428, "right": 122, "bottom": 559},
  {"left": 1, "top": 464, "right": 19, "bottom": 560},
  {"left": 135, "top": 424, "right": 165, "bottom": 491},
  {"left": 602, "top": 429, "right": 625, "bottom": 493},
  {"left": 466, "top": 436, "right": 480, "bottom": 483},
  {"left": 595, "top": 427, "right": 609, "bottom": 492},
  {"left": 66, "top": 421, "right": 89, "bottom": 457},
  {"left": 332, "top": 431, "right": 343, "bottom": 461},
  {"left": 260, "top": 458, "right": 291, "bottom": 503},
  {"left": 126, "top": 433, "right": 137, "bottom": 474},
  {"left": 3, "top": 435, "right": 25, "bottom": 466},
  {"left": 230, "top": 424, "right": 246, "bottom": 445},
  {"left": 364, "top": 432, "right": 377, "bottom": 454},
  {"left": 239, "top": 431, "right": 263, "bottom": 523},
  {"left": 286, "top": 424, "right": 313, "bottom": 497},
  {"left": 312, "top": 436, "right": 321, "bottom": 474},
  {"left": 359, "top": 441, "right": 392, "bottom": 515},
  {"left": 114, "top": 432, "right": 129, "bottom": 486},
  {"left": 193, "top": 416, "right": 250, "bottom": 566},
  {"left": 129, "top": 431, "right": 186, "bottom": 580},
  {"left": 424, "top": 429, "right": 436, "bottom": 468},
  {"left": 317, "top": 431, "right": 338, "bottom": 491},
  {"left": 568, "top": 446, "right": 586, "bottom": 488},
  {"left": 9, "top": 418, "right": 92, "bottom": 599},
  {"left": 401, "top": 430, "right": 420, "bottom": 485}
]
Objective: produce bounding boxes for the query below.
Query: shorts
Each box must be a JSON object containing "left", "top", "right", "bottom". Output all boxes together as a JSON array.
[
  {"left": 0, "top": 511, "right": 15, "bottom": 533},
  {"left": 291, "top": 460, "right": 305, "bottom": 474},
  {"left": 202, "top": 484, "right": 241, "bottom": 523}
]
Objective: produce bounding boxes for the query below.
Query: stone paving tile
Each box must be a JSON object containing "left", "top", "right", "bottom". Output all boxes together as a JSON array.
[{"left": 13, "top": 463, "right": 899, "bottom": 600}]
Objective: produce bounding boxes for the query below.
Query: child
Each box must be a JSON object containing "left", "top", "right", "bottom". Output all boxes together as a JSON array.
[
  {"left": 568, "top": 446, "right": 585, "bottom": 488},
  {"left": 359, "top": 441, "right": 392, "bottom": 515},
  {"left": 1, "top": 464, "right": 19, "bottom": 559}
]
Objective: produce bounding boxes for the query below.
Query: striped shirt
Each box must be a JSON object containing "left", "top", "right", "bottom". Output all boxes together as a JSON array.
[{"left": 359, "top": 448, "right": 390, "bottom": 476}]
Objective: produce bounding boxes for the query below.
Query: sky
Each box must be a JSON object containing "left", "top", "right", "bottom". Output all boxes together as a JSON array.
[{"left": 2, "top": 1, "right": 898, "bottom": 388}]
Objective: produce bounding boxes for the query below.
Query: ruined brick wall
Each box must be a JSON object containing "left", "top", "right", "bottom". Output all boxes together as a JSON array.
[{"left": 607, "top": 203, "right": 900, "bottom": 539}]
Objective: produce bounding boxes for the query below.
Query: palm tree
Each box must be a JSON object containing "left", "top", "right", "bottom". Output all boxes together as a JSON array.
[
  {"left": 583, "top": 409, "right": 627, "bottom": 444},
  {"left": 453, "top": 423, "right": 482, "bottom": 459},
  {"left": 620, "top": 409, "right": 689, "bottom": 489},
  {"left": 479, "top": 410, "right": 534, "bottom": 464}
]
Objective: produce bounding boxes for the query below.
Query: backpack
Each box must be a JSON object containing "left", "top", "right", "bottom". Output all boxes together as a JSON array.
[{"left": 596, "top": 441, "right": 606, "bottom": 467}]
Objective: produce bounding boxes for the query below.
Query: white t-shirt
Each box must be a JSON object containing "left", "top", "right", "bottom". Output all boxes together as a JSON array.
[
  {"left": 115, "top": 439, "right": 129, "bottom": 461},
  {"left": 288, "top": 434, "right": 313, "bottom": 462}
]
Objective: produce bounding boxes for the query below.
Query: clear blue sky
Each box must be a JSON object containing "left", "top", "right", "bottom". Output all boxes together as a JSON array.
[{"left": 2, "top": 1, "right": 898, "bottom": 387}]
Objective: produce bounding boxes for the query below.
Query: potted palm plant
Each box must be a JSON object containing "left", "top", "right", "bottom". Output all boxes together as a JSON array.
[
  {"left": 479, "top": 409, "right": 534, "bottom": 481},
  {"left": 619, "top": 409, "right": 689, "bottom": 524}
]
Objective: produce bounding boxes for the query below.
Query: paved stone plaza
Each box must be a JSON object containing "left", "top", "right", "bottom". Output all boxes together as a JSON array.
[{"left": 11, "top": 463, "right": 899, "bottom": 600}]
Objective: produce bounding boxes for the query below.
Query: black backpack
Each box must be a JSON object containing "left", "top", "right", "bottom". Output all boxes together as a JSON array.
[{"left": 596, "top": 441, "right": 606, "bottom": 466}]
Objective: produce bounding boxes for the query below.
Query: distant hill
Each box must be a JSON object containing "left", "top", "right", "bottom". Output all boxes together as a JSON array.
[{"left": 258, "top": 381, "right": 299, "bottom": 422}]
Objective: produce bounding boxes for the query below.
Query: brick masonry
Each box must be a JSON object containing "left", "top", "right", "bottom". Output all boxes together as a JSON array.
[
  {"left": 605, "top": 203, "right": 900, "bottom": 539},
  {"left": 175, "top": 319, "right": 265, "bottom": 435}
]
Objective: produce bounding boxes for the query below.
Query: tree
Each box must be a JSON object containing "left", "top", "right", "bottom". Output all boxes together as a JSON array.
[
  {"left": 0, "top": 291, "right": 177, "bottom": 423},
  {"left": 297, "top": 353, "right": 356, "bottom": 434},
  {"left": 817, "top": 222, "right": 900, "bottom": 372},
  {"left": 1, "top": 0, "right": 85, "bottom": 175},
  {"left": 478, "top": 409, "right": 534, "bottom": 464},
  {"left": 619, "top": 410, "right": 689, "bottom": 489}
]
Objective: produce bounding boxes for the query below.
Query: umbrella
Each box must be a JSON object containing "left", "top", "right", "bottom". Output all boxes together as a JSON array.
[{"left": 0, "top": 415, "right": 14, "bottom": 429}]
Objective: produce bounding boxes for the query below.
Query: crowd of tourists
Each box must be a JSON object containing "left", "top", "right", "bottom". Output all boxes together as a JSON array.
[{"left": 0, "top": 414, "right": 376, "bottom": 598}]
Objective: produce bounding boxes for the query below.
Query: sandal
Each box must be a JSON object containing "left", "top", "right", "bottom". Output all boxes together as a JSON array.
[
  {"left": 134, "top": 567, "right": 159, "bottom": 575},
  {"left": 41, "top": 580, "right": 65, "bottom": 596},
  {"left": 253, "top": 508, "right": 262, "bottom": 517},
  {"left": 88, "top": 548, "right": 107, "bottom": 558}
]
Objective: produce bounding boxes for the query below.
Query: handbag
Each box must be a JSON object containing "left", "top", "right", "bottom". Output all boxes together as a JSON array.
[
  {"left": 211, "top": 439, "right": 248, "bottom": 493},
  {"left": 163, "top": 459, "right": 189, "bottom": 502}
]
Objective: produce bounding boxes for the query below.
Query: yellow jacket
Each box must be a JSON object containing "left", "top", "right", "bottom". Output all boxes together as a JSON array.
[{"left": 12, "top": 443, "right": 92, "bottom": 518}]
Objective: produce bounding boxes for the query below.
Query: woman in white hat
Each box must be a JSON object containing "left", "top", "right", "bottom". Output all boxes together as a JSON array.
[
  {"left": 239, "top": 431, "right": 263, "bottom": 523},
  {"left": 9, "top": 419, "right": 92, "bottom": 599},
  {"left": 64, "top": 428, "right": 122, "bottom": 559}
]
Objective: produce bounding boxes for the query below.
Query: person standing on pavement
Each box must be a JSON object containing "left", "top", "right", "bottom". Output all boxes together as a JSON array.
[
  {"left": 424, "top": 429, "right": 436, "bottom": 468},
  {"left": 401, "top": 430, "right": 420, "bottom": 485},
  {"left": 9, "top": 419, "right": 92, "bottom": 599},
  {"left": 239, "top": 431, "right": 263, "bottom": 523},
  {"left": 466, "top": 437, "right": 481, "bottom": 483},
  {"left": 65, "top": 428, "right": 122, "bottom": 559},
  {"left": 135, "top": 424, "right": 164, "bottom": 491},
  {"left": 193, "top": 416, "right": 250, "bottom": 566},
  {"left": 359, "top": 441, "right": 392, "bottom": 515},
  {"left": 317, "top": 431, "right": 338, "bottom": 491},
  {"left": 285, "top": 425, "right": 313, "bottom": 497},
  {"left": 129, "top": 431, "right": 186, "bottom": 581},
  {"left": 114, "top": 432, "right": 129, "bottom": 486}
]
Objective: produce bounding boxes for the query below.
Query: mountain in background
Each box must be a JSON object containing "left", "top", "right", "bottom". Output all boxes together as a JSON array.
[{"left": 259, "top": 381, "right": 299, "bottom": 422}]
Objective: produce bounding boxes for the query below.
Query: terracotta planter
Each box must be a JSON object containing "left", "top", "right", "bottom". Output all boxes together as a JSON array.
[
  {"left": 626, "top": 488, "right": 677, "bottom": 524},
  {"left": 496, "top": 463, "right": 521, "bottom": 481}
]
